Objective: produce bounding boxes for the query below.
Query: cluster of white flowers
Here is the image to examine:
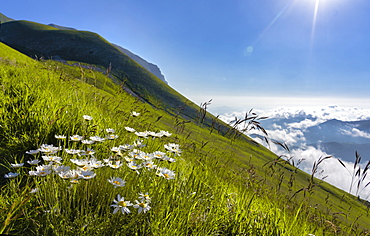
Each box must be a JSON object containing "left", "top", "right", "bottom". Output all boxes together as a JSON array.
[
  {"left": 4, "top": 115, "right": 181, "bottom": 215},
  {"left": 111, "top": 192, "right": 151, "bottom": 214}
]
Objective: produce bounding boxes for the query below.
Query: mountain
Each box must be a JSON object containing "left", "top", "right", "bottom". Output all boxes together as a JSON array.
[
  {"left": 113, "top": 44, "right": 167, "bottom": 84},
  {"left": 0, "top": 13, "right": 13, "bottom": 23},
  {"left": 48, "top": 23, "right": 77, "bottom": 31},
  {"left": 46, "top": 23, "right": 167, "bottom": 84},
  {"left": 0, "top": 19, "right": 187, "bottom": 118}
]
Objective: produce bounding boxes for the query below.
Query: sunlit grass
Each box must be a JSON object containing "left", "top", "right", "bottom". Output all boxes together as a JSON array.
[{"left": 1, "top": 42, "right": 369, "bottom": 235}]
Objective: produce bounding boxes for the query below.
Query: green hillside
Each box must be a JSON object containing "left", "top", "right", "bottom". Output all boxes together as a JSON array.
[
  {"left": 0, "top": 27, "right": 369, "bottom": 235},
  {"left": 0, "top": 13, "right": 13, "bottom": 23},
  {"left": 0, "top": 20, "right": 203, "bottom": 122}
]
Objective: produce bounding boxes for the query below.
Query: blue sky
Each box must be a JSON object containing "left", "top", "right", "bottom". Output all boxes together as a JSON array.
[{"left": 3, "top": 0, "right": 370, "bottom": 112}]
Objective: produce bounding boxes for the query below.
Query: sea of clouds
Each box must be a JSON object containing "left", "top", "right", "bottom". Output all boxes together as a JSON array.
[{"left": 219, "top": 105, "right": 370, "bottom": 199}]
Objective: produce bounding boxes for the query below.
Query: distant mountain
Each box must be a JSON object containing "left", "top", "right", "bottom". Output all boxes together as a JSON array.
[
  {"left": 305, "top": 119, "right": 370, "bottom": 144},
  {"left": 48, "top": 23, "right": 77, "bottom": 31},
  {"left": 0, "top": 19, "right": 193, "bottom": 118},
  {"left": 113, "top": 44, "right": 167, "bottom": 84},
  {"left": 46, "top": 23, "right": 167, "bottom": 84},
  {"left": 311, "top": 142, "right": 370, "bottom": 162},
  {"left": 0, "top": 13, "right": 13, "bottom": 23},
  {"left": 259, "top": 116, "right": 370, "bottom": 164}
]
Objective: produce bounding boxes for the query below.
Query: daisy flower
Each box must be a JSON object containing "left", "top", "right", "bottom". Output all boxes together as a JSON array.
[
  {"left": 106, "top": 134, "right": 118, "bottom": 140},
  {"left": 131, "top": 111, "right": 140, "bottom": 117},
  {"left": 156, "top": 167, "right": 175, "bottom": 180},
  {"left": 107, "top": 161, "right": 123, "bottom": 169},
  {"left": 138, "top": 192, "right": 151, "bottom": 202},
  {"left": 26, "top": 149, "right": 40, "bottom": 155},
  {"left": 111, "top": 194, "right": 132, "bottom": 214},
  {"left": 55, "top": 135, "right": 66, "bottom": 139},
  {"left": 124, "top": 127, "right": 136, "bottom": 132},
  {"left": 90, "top": 136, "right": 105, "bottom": 142},
  {"left": 27, "top": 159, "right": 41, "bottom": 165},
  {"left": 83, "top": 115, "right": 93, "bottom": 121},
  {"left": 80, "top": 170, "right": 96, "bottom": 179},
  {"left": 127, "top": 161, "right": 141, "bottom": 171},
  {"left": 159, "top": 130, "right": 172, "bottom": 137},
  {"left": 70, "top": 135, "right": 83, "bottom": 142},
  {"left": 42, "top": 155, "right": 62, "bottom": 163},
  {"left": 133, "top": 200, "right": 151, "bottom": 213},
  {"left": 108, "top": 177, "right": 126, "bottom": 188},
  {"left": 4, "top": 172, "right": 19, "bottom": 178},
  {"left": 106, "top": 128, "right": 115, "bottom": 133},
  {"left": 81, "top": 140, "right": 94, "bottom": 145},
  {"left": 11, "top": 163, "right": 24, "bottom": 168}
]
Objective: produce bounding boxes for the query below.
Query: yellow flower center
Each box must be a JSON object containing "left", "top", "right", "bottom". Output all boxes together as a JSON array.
[
  {"left": 164, "top": 174, "right": 170, "bottom": 179},
  {"left": 139, "top": 202, "right": 146, "bottom": 208},
  {"left": 118, "top": 201, "right": 127, "bottom": 207},
  {"left": 113, "top": 181, "right": 121, "bottom": 185}
]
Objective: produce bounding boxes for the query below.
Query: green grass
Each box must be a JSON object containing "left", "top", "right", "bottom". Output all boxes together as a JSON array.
[{"left": 0, "top": 42, "right": 369, "bottom": 235}]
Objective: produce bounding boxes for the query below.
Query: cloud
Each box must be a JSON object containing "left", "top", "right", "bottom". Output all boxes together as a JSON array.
[
  {"left": 219, "top": 105, "right": 370, "bottom": 199},
  {"left": 341, "top": 128, "right": 370, "bottom": 139}
]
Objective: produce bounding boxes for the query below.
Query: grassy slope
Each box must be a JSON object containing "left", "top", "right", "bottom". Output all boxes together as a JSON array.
[
  {"left": 0, "top": 13, "right": 14, "bottom": 23},
  {"left": 0, "top": 20, "right": 205, "bottom": 122},
  {"left": 0, "top": 43, "right": 369, "bottom": 235}
]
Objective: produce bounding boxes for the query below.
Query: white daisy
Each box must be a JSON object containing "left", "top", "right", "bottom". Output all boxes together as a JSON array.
[{"left": 111, "top": 194, "right": 132, "bottom": 214}]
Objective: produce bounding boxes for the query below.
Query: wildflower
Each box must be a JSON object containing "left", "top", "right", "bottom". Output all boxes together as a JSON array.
[
  {"left": 106, "top": 134, "right": 119, "bottom": 140},
  {"left": 143, "top": 161, "right": 157, "bottom": 170},
  {"left": 159, "top": 130, "right": 172, "bottom": 137},
  {"left": 107, "top": 161, "right": 123, "bottom": 169},
  {"left": 127, "top": 161, "right": 141, "bottom": 171},
  {"left": 81, "top": 140, "right": 94, "bottom": 145},
  {"left": 80, "top": 170, "right": 96, "bottom": 179},
  {"left": 26, "top": 149, "right": 40, "bottom": 155},
  {"left": 27, "top": 159, "right": 41, "bottom": 165},
  {"left": 131, "top": 111, "right": 140, "bottom": 117},
  {"left": 39, "top": 144, "right": 61, "bottom": 155},
  {"left": 78, "top": 163, "right": 94, "bottom": 171},
  {"left": 133, "top": 139, "right": 146, "bottom": 148},
  {"left": 163, "top": 156, "right": 176, "bottom": 163},
  {"left": 70, "top": 135, "right": 83, "bottom": 142},
  {"left": 133, "top": 200, "right": 151, "bottom": 213},
  {"left": 42, "top": 155, "right": 62, "bottom": 163},
  {"left": 111, "top": 194, "right": 132, "bottom": 214},
  {"left": 4, "top": 172, "right": 19, "bottom": 178},
  {"left": 111, "top": 147, "right": 121, "bottom": 153},
  {"left": 90, "top": 136, "right": 105, "bottom": 142},
  {"left": 11, "top": 163, "right": 24, "bottom": 168},
  {"left": 55, "top": 135, "right": 66, "bottom": 139},
  {"left": 106, "top": 128, "right": 115, "bottom": 133},
  {"left": 152, "top": 151, "right": 167, "bottom": 160},
  {"left": 141, "top": 153, "right": 154, "bottom": 161},
  {"left": 70, "top": 179, "right": 80, "bottom": 184},
  {"left": 89, "top": 158, "right": 104, "bottom": 168},
  {"left": 129, "top": 149, "right": 144, "bottom": 160},
  {"left": 65, "top": 149, "right": 84, "bottom": 155},
  {"left": 124, "top": 127, "right": 136, "bottom": 132},
  {"left": 108, "top": 177, "right": 126, "bottom": 188},
  {"left": 30, "top": 188, "right": 39, "bottom": 194},
  {"left": 70, "top": 158, "right": 89, "bottom": 166},
  {"left": 58, "top": 169, "right": 80, "bottom": 179},
  {"left": 156, "top": 167, "right": 175, "bottom": 180},
  {"left": 164, "top": 143, "right": 182, "bottom": 156},
  {"left": 119, "top": 144, "right": 134, "bottom": 151},
  {"left": 83, "top": 115, "right": 93, "bottom": 121},
  {"left": 53, "top": 165, "right": 71, "bottom": 173},
  {"left": 80, "top": 148, "right": 95, "bottom": 156},
  {"left": 135, "top": 131, "right": 148, "bottom": 138},
  {"left": 29, "top": 169, "right": 51, "bottom": 177},
  {"left": 138, "top": 192, "right": 151, "bottom": 202}
]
